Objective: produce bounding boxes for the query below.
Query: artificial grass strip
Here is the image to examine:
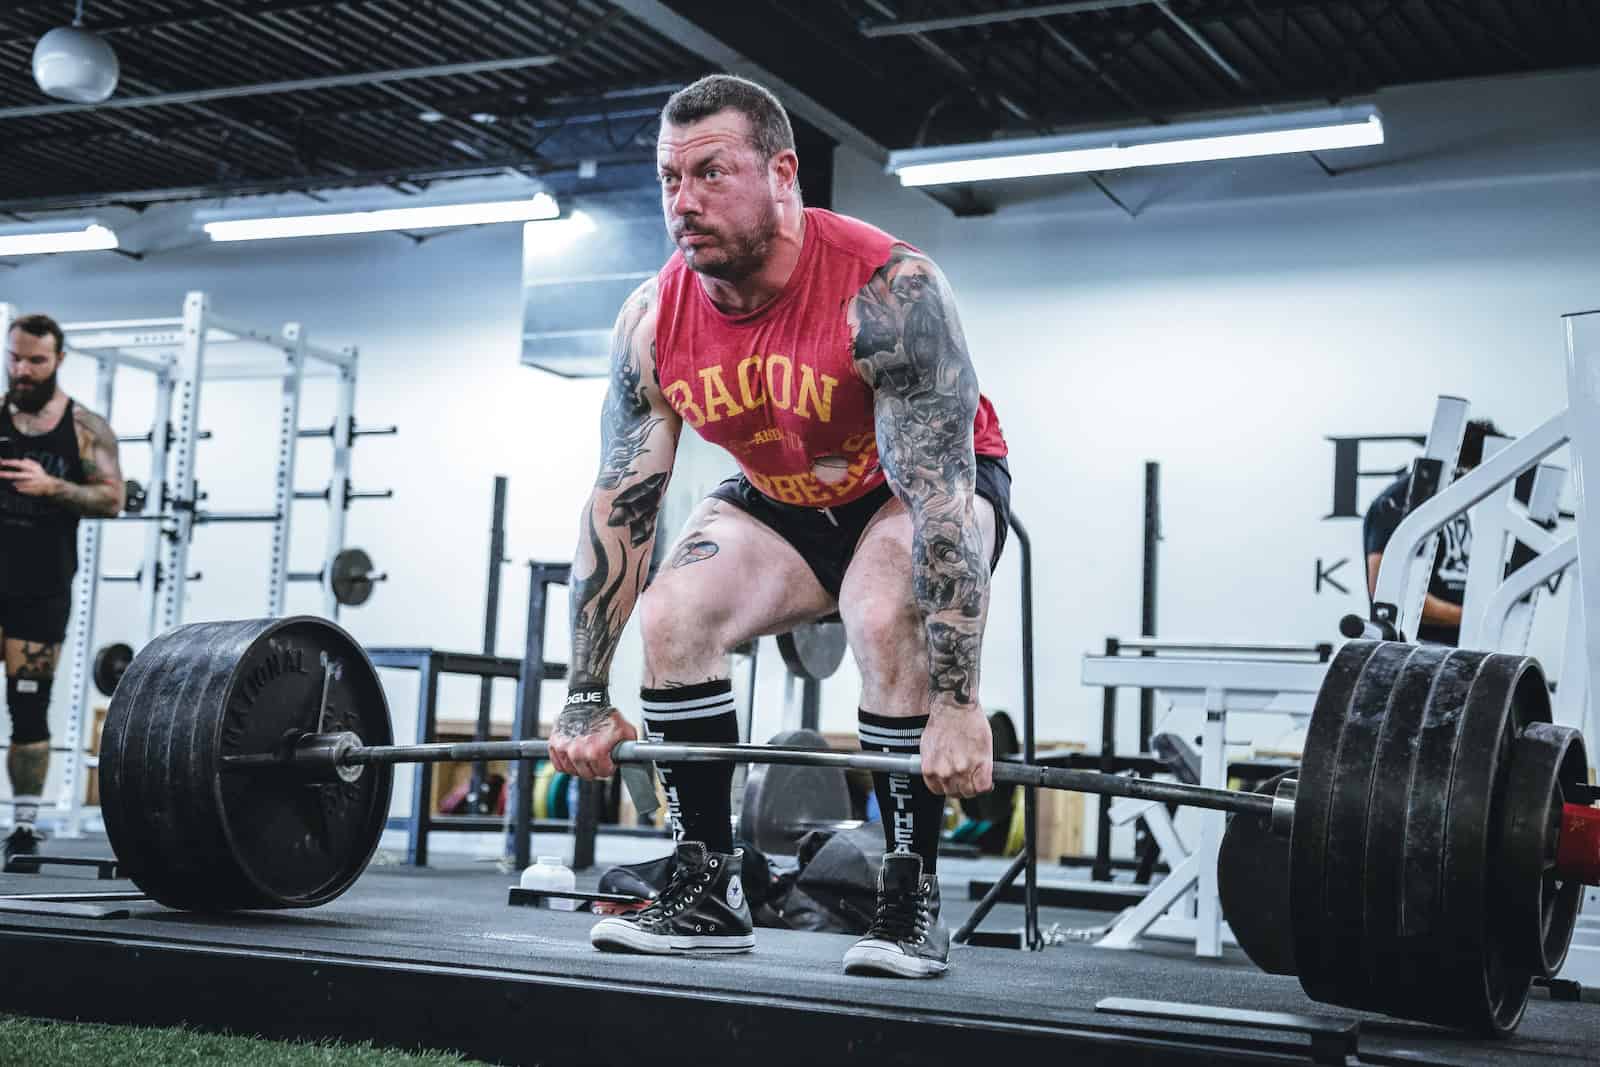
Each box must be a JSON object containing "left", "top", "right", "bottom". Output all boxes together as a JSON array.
[{"left": 0, "top": 1014, "right": 483, "bottom": 1066}]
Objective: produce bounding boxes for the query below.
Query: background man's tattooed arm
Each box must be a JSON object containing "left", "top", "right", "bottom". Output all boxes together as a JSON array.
[
  {"left": 561, "top": 277, "right": 681, "bottom": 737},
  {"left": 851, "top": 246, "right": 989, "bottom": 712},
  {"left": 52, "top": 407, "right": 123, "bottom": 517}
]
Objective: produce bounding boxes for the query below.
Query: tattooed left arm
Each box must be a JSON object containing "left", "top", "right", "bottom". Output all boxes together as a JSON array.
[
  {"left": 850, "top": 247, "right": 988, "bottom": 713},
  {"left": 55, "top": 406, "right": 124, "bottom": 517}
]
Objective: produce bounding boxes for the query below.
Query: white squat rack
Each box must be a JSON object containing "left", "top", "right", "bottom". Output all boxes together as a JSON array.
[{"left": 0, "top": 292, "right": 382, "bottom": 836}]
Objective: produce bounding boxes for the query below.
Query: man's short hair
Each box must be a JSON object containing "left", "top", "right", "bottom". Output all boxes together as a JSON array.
[
  {"left": 1459, "top": 418, "right": 1502, "bottom": 470},
  {"left": 661, "top": 74, "right": 796, "bottom": 161},
  {"left": 10, "top": 313, "right": 64, "bottom": 356}
]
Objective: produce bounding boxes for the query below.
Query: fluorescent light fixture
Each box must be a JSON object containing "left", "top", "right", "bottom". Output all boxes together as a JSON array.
[
  {"left": 203, "top": 192, "right": 560, "bottom": 242},
  {"left": 887, "top": 104, "right": 1383, "bottom": 187},
  {"left": 0, "top": 222, "right": 118, "bottom": 256},
  {"left": 523, "top": 209, "right": 597, "bottom": 259}
]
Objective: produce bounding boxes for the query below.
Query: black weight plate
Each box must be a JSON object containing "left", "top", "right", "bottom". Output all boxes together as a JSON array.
[
  {"left": 100, "top": 621, "right": 188, "bottom": 901},
  {"left": 1290, "top": 638, "right": 1379, "bottom": 1005},
  {"left": 1438, "top": 655, "right": 1547, "bottom": 1033},
  {"left": 1499, "top": 723, "right": 1587, "bottom": 977},
  {"left": 102, "top": 617, "right": 393, "bottom": 911},
  {"left": 1318, "top": 641, "right": 1419, "bottom": 999},
  {"left": 218, "top": 619, "right": 393, "bottom": 907},
  {"left": 1217, "top": 773, "right": 1295, "bottom": 976},
  {"left": 92, "top": 642, "right": 133, "bottom": 697},
  {"left": 1397, "top": 650, "right": 1490, "bottom": 942},
  {"left": 103, "top": 620, "right": 265, "bottom": 909},
  {"left": 331, "top": 547, "right": 375, "bottom": 607},
  {"left": 1379, "top": 648, "right": 1492, "bottom": 1028},
  {"left": 775, "top": 620, "right": 847, "bottom": 681},
  {"left": 739, "top": 728, "right": 852, "bottom": 855},
  {"left": 1358, "top": 644, "right": 1452, "bottom": 1006}
]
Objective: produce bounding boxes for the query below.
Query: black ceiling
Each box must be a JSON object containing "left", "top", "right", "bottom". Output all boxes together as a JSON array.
[{"left": 0, "top": 0, "right": 1595, "bottom": 215}]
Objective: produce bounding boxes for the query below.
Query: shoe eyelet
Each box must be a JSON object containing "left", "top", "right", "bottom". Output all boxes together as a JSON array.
[{"left": 710, "top": 858, "right": 720, "bottom": 868}]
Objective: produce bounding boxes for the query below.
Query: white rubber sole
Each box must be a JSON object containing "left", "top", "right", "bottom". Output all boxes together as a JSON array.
[
  {"left": 842, "top": 940, "right": 949, "bottom": 978},
  {"left": 590, "top": 918, "right": 755, "bottom": 955}
]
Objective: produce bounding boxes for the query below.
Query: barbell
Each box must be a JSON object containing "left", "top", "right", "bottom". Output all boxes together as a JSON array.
[{"left": 98, "top": 617, "right": 1600, "bottom": 1036}]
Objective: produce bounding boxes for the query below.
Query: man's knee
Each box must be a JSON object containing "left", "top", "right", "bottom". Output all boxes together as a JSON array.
[
  {"left": 6, "top": 674, "right": 52, "bottom": 745},
  {"left": 638, "top": 579, "right": 731, "bottom": 665},
  {"left": 845, "top": 596, "right": 922, "bottom": 692}
]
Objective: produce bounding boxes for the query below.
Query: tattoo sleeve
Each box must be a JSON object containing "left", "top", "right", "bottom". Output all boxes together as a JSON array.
[
  {"left": 562, "top": 278, "right": 680, "bottom": 733},
  {"left": 52, "top": 407, "right": 123, "bottom": 517},
  {"left": 851, "top": 247, "right": 989, "bottom": 710}
]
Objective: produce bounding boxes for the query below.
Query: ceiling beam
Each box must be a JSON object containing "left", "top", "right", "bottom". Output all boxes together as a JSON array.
[{"left": 609, "top": 0, "right": 890, "bottom": 164}]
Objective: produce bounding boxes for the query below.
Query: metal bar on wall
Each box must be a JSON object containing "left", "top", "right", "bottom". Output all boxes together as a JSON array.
[
  {"left": 154, "top": 291, "right": 208, "bottom": 635},
  {"left": 471, "top": 476, "right": 510, "bottom": 807},
  {"left": 322, "top": 349, "right": 358, "bottom": 619},
  {"left": 265, "top": 324, "right": 307, "bottom": 616},
  {"left": 57, "top": 355, "right": 116, "bottom": 836}
]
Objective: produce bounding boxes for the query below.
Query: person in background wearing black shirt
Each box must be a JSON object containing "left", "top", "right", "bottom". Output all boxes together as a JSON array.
[
  {"left": 0, "top": 314, "right": 123, "bottom": 863},
  {"left": 1363, "top": 418, "right": 1500, "bottom": 645}
]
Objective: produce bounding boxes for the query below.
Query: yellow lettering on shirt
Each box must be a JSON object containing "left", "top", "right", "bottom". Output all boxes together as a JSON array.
[
  {"left": 793, "top": 366, "right": 837, "bottom": 422},
  {"left": 698, "top": 366, "right": 744, "bottom": 423},
  {"left": 765, "top": 353, "right": 794, "bottom": 411},
  {"left": 735, "top": 354, "right": 765, "bottom": 410},
  {"left": 663, "top": 380, "right": 704, "bottom": 428}
]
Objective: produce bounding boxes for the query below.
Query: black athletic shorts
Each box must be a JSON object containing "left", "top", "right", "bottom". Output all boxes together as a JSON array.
[
  {"left": 709, "top": 455, "right": 1012, "bottom": 600},
  {"left": 0, "top": 588, "right": 73, "bottom": 645}
]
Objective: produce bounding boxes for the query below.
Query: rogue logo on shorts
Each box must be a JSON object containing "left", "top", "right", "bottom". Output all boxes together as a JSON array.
[{"left": 663, "top": 354, "right": 838, "bottom": 429}]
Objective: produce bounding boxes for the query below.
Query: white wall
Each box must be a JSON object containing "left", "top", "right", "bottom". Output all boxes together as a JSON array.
[{"left": 832, "top": 67, "right": 1600, "bottom": 756}]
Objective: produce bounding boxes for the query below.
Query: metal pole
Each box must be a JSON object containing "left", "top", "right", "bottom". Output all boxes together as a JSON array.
[
  {"left": 1139, "top": 462, "right": 1159, "bottom": 750},
  {"left": 58, "top": 355, "right": 116, "bottom": 837},
  {"left": 270, "top": 740, "right": 1277, "bottom": 820},
  {"left": 155, "top": 292, "right": 207, "bottom": 635},
  {"left": 1009, "top": 511, "right": 1040, "bottom": 951},
  {"left": 1095, "top": 637, "right": 1117, "bottom": 882},
  {"left": 264, "top": 323, "right": 306, "bottom": 616},
  {"left": 470, "top": 476, "right": 509, "bottom": 811},
  {"left": 322, "top": 351, "right": 358, "bottom": 620}
]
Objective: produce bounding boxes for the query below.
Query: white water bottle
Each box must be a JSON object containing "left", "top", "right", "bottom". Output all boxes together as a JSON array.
[{"left": 521, "top": 856, "right": 578, "bottom": 910}]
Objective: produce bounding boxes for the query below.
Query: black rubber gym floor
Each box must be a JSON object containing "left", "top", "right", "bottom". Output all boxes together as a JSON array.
[{"left": 0, "top": 836, "right": 1594, "bottom": 1066}]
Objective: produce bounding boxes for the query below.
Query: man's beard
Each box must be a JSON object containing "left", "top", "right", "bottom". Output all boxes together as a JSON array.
[
  {"left": 681, "top": 207, "right": 779, "bottom": 283},
  {"left": 6, "top": 371, "right": 56, "bottom": 414}
]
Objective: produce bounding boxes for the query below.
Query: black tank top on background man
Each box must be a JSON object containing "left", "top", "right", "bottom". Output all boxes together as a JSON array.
[
  {"left": 0, "top": 399, "right": 85, "bottom": 595},
  {"left": 1363, "top": 474, "right": 1470, "bottom": 646}
]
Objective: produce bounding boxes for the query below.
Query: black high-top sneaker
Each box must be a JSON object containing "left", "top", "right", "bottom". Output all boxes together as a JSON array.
[
  {"left": 842, "top": 852, "right": 949, "bottom": 978},
  {"left": 1, "top": 825, "right": 44, "bottom": 872},
  {"left": 590, "top": 842, "right": 754, "bottom": 954}
]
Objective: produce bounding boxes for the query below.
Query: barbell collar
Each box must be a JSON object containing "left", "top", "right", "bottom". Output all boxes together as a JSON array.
[
  {"left": 1272, "top": 777, "right": 1298, "bottom": 836},
  {"left": 227, "top": 735, "right": 1276, "bottom": 820}
]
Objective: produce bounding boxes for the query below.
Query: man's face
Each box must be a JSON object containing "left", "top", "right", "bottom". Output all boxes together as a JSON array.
[
  {"left": 657, "top": 110, "right": 785, "bottom": 282},
  {"left": 6, "top": 328, "right": 62, "bottom": 414}
]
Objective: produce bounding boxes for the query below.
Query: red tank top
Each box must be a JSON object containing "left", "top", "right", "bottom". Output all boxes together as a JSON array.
[{"left": 654, "top": 208, "right": 1007, "bottom": 508}]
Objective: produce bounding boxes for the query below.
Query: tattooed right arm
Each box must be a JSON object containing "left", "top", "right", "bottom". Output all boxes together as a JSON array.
[{"left": 561, "top": 277, "right": 681, "bottom": 736}]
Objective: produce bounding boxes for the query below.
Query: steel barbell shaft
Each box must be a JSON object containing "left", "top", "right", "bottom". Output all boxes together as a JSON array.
[{"left": 227, "top": 737, "right": 1275, "bottom": 819}]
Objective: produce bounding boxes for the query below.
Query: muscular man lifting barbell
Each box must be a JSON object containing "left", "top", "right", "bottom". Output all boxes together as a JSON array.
[
  {"left": 1, "top": 313, "right": 124, "bottom": 864},
  {"left": 545, "top": 75, "right": 1012, "bottom": 977}
]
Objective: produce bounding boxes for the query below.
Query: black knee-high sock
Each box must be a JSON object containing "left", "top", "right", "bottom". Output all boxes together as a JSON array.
[
  {"left": 641, "top": 681, "right": 738, "bottom": 854},
  {"left": 858, "top": 710, "right": 943, "bottom": 875}
]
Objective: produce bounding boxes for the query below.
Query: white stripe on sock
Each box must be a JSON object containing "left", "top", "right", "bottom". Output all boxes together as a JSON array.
[
  {"left": 640, "top": 694, "right": 736, "bottom": 714},
  {"left": 858, "top": 722, "right": 927, "bottom": 744},
  {"left": 642, "top": 704, "right": 738, "bottom": 723}
]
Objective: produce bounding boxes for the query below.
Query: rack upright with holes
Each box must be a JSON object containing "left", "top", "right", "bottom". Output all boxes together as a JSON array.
[{"left": 0, "top": 292, "right": 383, "bottom": 836}]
